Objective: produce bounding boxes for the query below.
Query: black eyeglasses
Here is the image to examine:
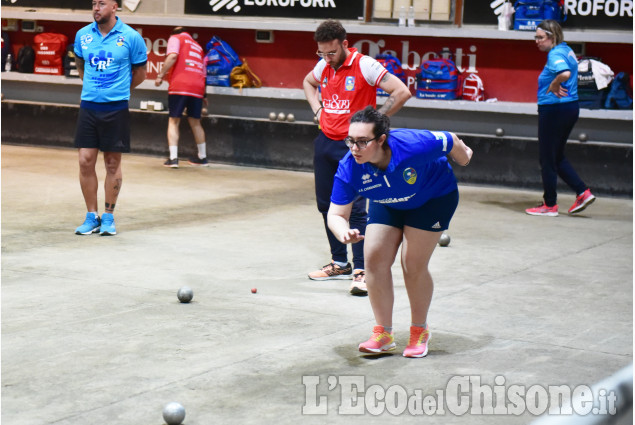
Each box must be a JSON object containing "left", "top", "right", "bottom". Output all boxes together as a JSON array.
[{"left": 344, "top": 135, "right": 380, "bottom": 150}]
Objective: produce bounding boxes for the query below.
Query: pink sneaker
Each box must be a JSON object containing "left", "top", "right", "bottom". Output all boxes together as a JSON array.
[
  {"left": 525, "top": 203, "right": 558, "bottom": 217},
  {"left": 358, "top": 325, "right": 396, "bottom": 354},
  {"left": 403, "top": 326, "right": 431, "bottom": 358},
  {"left": 568, "top": 189, "right": 596, "bottom": 214}
]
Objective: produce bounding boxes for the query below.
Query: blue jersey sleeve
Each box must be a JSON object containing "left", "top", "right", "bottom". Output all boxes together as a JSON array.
[
  {"left": 547, "top": 49, "right": 570, "bottom": 75},
  {"left": 330, "top": 159, "right": 359, "bottom": 205},
  {"left": 129, "top": 30, "right": 148, "bottom": 66},
  {"left": 392, "top": 129, "right": 453, "bottom": 162},
  {"left": 74, "top": 32, "right": 83, "bottom": 59}
]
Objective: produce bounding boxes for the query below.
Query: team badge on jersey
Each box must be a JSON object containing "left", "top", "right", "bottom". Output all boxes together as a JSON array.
[
  {"left": 403, "top": 167, "right": 417, "bottom": 184},
  {"left": 345, "top": 76, "right": 355, "bottom": 91},
  {"left": 80, "top": 34, "right": 93, "bottom": 49},
  {"left": 322, "top": 77, "right": 328, "bottom": 88},
  {"left": 116, "top": 36, "right": 125, "bottom": 47}
]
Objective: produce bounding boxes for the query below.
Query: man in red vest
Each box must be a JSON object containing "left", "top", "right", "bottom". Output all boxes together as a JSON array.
[
  {"left": 155, "top": 27, "right": 208, "bottom": 168},
  {"left": 303, "top": 19, "right": 411, "bottom": 295}
]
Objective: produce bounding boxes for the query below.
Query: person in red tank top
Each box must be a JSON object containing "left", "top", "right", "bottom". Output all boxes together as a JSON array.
[
  {"left": 155, "top": 27, "right": 208, "bottom": 168},
  {"left": 302, "top": 20, "right": 411, "bottom": 295}
]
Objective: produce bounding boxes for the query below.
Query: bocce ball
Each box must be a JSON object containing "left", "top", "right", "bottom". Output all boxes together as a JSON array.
[
  {"left": 177, "top": 286, "right": 193, "bottom": 303},
  {"left": 162, "top": 402, "right": 186, "bottom": 425},
  {"left": 438, "top": 233, "right": 451, "bottom": 247}
]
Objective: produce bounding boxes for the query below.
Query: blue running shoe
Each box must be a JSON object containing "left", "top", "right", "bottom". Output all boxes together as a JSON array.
[
  {"left": 75, "top": 212, "right": 100, "bottom": 235},
  {"left": 99, "top": 213, "right": 117, "bottom": 236}
]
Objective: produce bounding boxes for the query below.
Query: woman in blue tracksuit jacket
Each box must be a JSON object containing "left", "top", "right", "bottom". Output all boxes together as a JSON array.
[{"left": 327, "top": 106, "right": 472, "bottom": 358}]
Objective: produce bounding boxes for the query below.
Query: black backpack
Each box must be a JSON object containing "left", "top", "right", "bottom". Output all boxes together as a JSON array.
[{"left": 16, "top": 45, "right": 35, "bottom": 73}]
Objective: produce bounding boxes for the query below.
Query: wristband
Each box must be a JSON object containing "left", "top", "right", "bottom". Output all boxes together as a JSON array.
[{"left": 314, "top": 106, "right": 323, "bottom": 117}]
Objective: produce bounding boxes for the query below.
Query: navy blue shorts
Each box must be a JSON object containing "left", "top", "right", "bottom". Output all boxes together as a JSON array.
[
  {"left": 74, "top": 107, "right": 130, "bottom": 153},
  {"left": 368, "top": 189, "right": 459, "bottom": 232},
  {"left": 168, "top": 95, "right": 203, "bottom": 119}
]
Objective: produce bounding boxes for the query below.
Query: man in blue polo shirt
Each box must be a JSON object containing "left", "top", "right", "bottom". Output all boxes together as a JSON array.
[{"left": 73, "top": 0, "right": 147, "bottom": 236}]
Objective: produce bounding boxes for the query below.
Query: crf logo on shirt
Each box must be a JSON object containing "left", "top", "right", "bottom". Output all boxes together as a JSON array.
[{"left": 89, "top": 50, "right": 114, "bottom": 71}]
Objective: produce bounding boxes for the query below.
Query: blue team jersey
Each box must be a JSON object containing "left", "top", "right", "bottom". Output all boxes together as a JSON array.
[
  {"left": 537, "top": 42, "right": 578, "bottom": 105},
  {"left": 331, "top": 129, "right": 458, "bottom": 210},
  {"left": 74, "top": 17, "right": 147, "bottom": 103}
]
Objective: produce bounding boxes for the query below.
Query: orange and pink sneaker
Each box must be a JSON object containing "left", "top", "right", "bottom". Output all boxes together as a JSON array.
[
  {"left": 568, "top": 189, "right": 596, "bottom": 214},
  {"left": 403, "top": 326, "right": 431, "bottom": 358},
  {"left": 359, "top": 325, "right": 396, "bottom": 354},
  {"left": 308, "top": 261, "right": 352, "bottom": 281},
  {"left": 525, "top": 203, "right": 558, "bottom": 217}
]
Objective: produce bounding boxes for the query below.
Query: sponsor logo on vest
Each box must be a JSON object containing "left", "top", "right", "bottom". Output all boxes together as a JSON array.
[
  {"left": 323, "top": 94, "right": 350, "bottom": 114},
  {"left": 80, "top": 34, "right": 93, "bottom": 49},
  {"left": 375, "top": 194, "right": 416, "bottom": 204},
  {"left": 360, "top": 184, "right": 382, "bottom": 192},
  {"left": 89, "top": 50, "right": 114, "bottom": 71}
]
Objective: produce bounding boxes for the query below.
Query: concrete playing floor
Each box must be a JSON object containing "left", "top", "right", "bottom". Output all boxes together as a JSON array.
[{"left": 1, "top": 144, "right": 632, "bottom": 424}]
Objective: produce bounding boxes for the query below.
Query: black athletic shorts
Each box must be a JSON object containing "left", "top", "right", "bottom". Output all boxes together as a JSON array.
[
  {"left": 168, "top": 94, "right": 203, "bottom": 119},
  {"left": 368, "top": 189, "right": 459, "bottom": 232},
  {"left": 74, "top": 104, "right": 131, "bottom": 153}
]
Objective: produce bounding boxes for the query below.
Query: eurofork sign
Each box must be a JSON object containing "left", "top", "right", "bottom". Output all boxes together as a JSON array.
[{"left": 185, "top": 0, "right": 365, "bottom": 19}]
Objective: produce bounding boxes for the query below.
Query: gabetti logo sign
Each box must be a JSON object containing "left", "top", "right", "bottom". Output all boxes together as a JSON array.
[{"left": 185, "top": 0, "right": 364, "bottom": 19}]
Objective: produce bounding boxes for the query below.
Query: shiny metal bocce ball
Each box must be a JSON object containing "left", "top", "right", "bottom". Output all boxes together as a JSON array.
[
  {"left": 268, "top": 112, "right": 277, "bottom": 121},
  {"left": 201, "top": 107, "right": 208, "bottom": 116},
  {"left": 162, "top": 402, "right": 186, "bottom": 425},
  {"left": 286, "top": 113, "right": 295, "bottom": 122},
  {"left": 438, "top": 233, "right": 451, "bottom": 247},
  {"left": 579, "top": 133, "right": 588, "bottom": 142},
  {"left": 277, "top": 112, "right": 286, "bottom": 121},
  {"left": 177, "top": 286, "right": 193, "bottom": 303},
  {"left": 495, "top": 128, "right": 504, "bottom": 137}
]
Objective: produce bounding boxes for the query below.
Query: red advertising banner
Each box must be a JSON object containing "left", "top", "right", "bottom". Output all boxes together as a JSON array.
[{"left": 3, "top": 19, "right": 632, "bottom": 103}]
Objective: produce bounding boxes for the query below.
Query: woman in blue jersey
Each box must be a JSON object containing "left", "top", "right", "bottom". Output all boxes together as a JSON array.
[
  {"left": 525, "top": 20, "right": 595, "bottom": 217},
  {"left": 327, "top": 106, "right": 472, "bottom": 358}
]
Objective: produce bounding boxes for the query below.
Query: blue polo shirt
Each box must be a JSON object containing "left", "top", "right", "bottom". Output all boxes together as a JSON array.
[
  {"left": 331, "top": 129, "right": 458, "bottom": 210},
  {"left": 74, "top": 17, "right": 147, "bottom": 105},
  {"left": 537, "top": 42, "right": 578, "bottom": 105}
]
